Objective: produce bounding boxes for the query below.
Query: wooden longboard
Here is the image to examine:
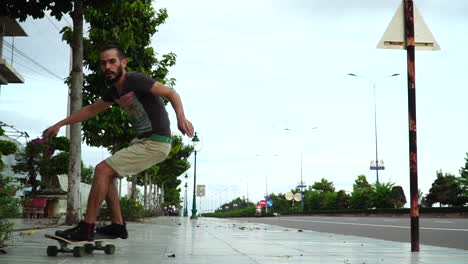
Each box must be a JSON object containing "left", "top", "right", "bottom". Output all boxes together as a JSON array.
[
  {"left": 45, "top": 233, "right": 118, "bottom": 257},
  {"left": 45, "top": 233, "right": 118, "bottom": 244}
]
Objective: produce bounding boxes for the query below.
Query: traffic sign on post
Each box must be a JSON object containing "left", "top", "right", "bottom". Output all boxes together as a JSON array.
[
  {"left": 377, "top": 1, "right": 440, "bottom": 51},
  {"left": 196, "top": 184, "right": 206, "bottom": 197},
  {"left": 266, "top": 200, "right": 273, "bottom": 207}
]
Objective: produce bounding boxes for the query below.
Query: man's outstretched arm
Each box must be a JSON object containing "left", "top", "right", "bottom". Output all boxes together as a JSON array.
[
  {"left": 149, "top": 82, "right": 194, "bottom": 137},
  {"left": 43, "top": 100, "right": 113, "bottom": 140}
]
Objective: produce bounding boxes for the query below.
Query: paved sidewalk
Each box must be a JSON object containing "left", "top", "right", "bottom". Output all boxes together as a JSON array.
[{"left": 1, "top": 216, "right": 467, "bottom": 263}]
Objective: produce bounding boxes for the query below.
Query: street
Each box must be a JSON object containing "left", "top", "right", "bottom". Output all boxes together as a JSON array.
[{"left": 233, "top": 215, "right": 468, "bottom": 250}]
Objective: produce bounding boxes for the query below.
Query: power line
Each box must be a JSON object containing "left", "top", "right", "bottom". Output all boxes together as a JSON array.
[
  {"left": 15, "top": 62, "right": 61, "bottom": 82},
  {"left": 63, "top": 16, "right": 72, "bottom": 27},
  {"left": 2, "top": 44, "right": 58, "bottom": 80},
  {"left": 45, "top": 14, "right": 62, "bottom": 32},
  {"left": 2, "top": 40, "right": 64, "bottom": 81}
]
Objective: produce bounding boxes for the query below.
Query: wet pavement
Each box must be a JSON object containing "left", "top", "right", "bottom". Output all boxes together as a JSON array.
[{"left": 1, "top": 216, "right": 467, "bottom": 263}]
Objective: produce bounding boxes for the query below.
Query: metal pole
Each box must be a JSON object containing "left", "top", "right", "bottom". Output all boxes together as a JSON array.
[
  {"left": 300, "top": 152, "right": 304, "bottom": 209},
  {"left": 404, "top": 0, "right": 419, "bottom": 252},
  {"left": 191, "top": 151, "right": 198, "bottom": 219},
  {"left": 184, "top": 183, "right": 188, "bottom": 217},
  {"left": 373, "top": 82, "right": 380, "bottom": 183},
  {"left": 265, "top": 170, "right": 268, "bottom": 214}
]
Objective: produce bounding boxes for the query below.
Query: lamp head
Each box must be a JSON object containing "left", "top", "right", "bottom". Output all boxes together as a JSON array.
[{"left": 192, "top": 132, "right": 200, "bottom": 147}]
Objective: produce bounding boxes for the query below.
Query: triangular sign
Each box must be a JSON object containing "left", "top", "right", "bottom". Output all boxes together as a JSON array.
[{"left": 377, "top": 2, "right": 440, "bottom": 51}]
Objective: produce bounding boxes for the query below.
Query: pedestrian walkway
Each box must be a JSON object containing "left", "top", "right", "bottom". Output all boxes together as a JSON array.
[{"left": 1, "top": 216, "right": 467, "bottom": 263}]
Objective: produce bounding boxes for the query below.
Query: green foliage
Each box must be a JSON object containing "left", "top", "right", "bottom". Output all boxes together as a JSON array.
[
  {"left": 322, "top": 191, "right": 338, "bottom": 209},
  {"left": 0, "top": 174, "right": 20, "bottom": 244},
  {"left": 12, "top": 137, "right": 69, "bottom": 193},
  {"left": 216, "top": 197, "right": 254, "bottom": 213},
  {"left": 390, "top": 186, "right": 406, "bottom": 208},
  {"left": 336, "top": 190, "right": 350, "bottom": 209},
  {"left": 203, "top": 206, "right": 256, "bottom": 218},
  {"left": 311, "top": 178, "right": 335, "bottom": 193},
  {"left": 0, "top": 1, "right": 74, "bottom": 21},
  {"left": 119, "top": 196, "right": 145, "bottom": 221},
  {"left": 371, "top": 181, "right": 395, "bottom": 208},
  {"left": 0, "top": 140, "right": 17, "bottom": 171},
  {"left": 354, "top": 174, "right": 372, "bottom": 190},
  {"left": 154, "top": 135, "right": 193, "bottom": 206},
  {"left": 426, "top": 170, "right": 464, "bottom": 207},
  {"left": 458, "top": 153, "right": 468, "bottom": 197},
  {"left": 81, "top": 164, "right": 94, "bottom": 184},
  {"left": 269, "top": 193, "right": 295, "bottom": 213},
  {"left": 303, "top": 190, "right": 321, "bottom": 211},
  {"left": 0, "top": 128, "right": 20, "bottom": 244},
  {"left": 349, "top": 175, "right": 374, "bottom": 209},
  {"left": 100, "top": 196, "right": 144, "bottom": 221}
]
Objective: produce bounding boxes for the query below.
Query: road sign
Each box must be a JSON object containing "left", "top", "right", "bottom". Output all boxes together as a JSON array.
[
  {"left": 266, "top": 200, "right": 273, "bottom": 207},
  {"left": 377, "top": 2, "right": 439, "bottom": 51},
  {"left": 258, "top": 200, "right": 266, "bottom": 206},
  {"left": 196, "top": 184, "right": 205, "bottom": 197},
  {"left": 285, "top": 192, "right": 293, "bottom": 201},
  {"left": 370, "top": 160, "right": 385, "bottom": 170},
  {"left": 297, "top": 185, "right": 307, "bottom": 189}
]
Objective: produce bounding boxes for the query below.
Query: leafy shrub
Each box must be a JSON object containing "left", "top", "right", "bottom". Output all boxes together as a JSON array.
[
  {"left": 0, "top": 175, "right": 21, "bottom": 245},
  {"left": 0, "top": 131, "right": 20, "bottom": 246},
  {"left": 202, "top": 206, "right": 256, "bottom": 218},
  {"left": 99, "top": 197, "right": 145, "bottom": 221}
]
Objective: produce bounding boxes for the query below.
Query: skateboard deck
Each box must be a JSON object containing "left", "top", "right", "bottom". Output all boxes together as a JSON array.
[{"left": 45, "top": 233, "right": 118, "bottom": 257}]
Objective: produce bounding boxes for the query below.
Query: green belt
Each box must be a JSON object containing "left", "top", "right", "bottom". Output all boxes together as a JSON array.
[{"left": 148, "top": 134, "right": 172, "bottom": 144}]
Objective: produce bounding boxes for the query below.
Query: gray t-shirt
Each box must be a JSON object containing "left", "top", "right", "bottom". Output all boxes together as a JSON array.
[{"left": 101, "top": 72, "right": 171, "bottom": 137}]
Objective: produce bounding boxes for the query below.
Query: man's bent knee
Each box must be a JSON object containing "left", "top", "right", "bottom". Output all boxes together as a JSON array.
[{"left": 94, "top": 161, "right": 117, "bottom": 181}]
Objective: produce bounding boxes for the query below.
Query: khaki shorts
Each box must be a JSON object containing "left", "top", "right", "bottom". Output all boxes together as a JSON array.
[{"left": 105, "top": 138, "right": 171, "bottom": 177}]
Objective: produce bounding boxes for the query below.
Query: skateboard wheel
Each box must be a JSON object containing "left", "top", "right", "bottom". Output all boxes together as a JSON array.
[
  {"left": 47, "top": 246, "right": 58, "bottom": 256},
  {"left": 84, "top": 243, "right": 94, "bottom": 254},
  {"left": 73, "top": 246, "right": 85, "bottom": 257},
  {"left": 104, "top": 244, "right": 116, "bottom": 254}
]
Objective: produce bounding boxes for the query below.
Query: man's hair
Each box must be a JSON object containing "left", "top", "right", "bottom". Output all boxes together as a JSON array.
[{"left": 100, "top": 43, "right": 126, "bottom": 59}]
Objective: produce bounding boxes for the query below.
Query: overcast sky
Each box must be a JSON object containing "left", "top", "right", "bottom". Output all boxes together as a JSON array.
[{"left": 1, "top": 0, "right": 467, "bottom": 212}]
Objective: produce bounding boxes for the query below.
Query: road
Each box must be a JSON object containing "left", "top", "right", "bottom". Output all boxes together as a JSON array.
[{"left": 233, "top": 216, "right": 468, "bottom": 250}]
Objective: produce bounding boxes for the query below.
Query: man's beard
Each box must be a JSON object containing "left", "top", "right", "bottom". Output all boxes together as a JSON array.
[{"left": 106, "top": 65, "right": 123, "bottom": 83}]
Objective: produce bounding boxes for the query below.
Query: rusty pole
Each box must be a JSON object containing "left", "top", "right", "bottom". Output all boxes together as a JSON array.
[{"left": 404, "top": 0, "right": 419, "bottom": 252}]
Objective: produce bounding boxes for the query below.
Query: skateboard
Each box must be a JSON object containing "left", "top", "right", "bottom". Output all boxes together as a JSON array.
[{"left": 44, "top": 233, "right": 118, "bottom": 257}]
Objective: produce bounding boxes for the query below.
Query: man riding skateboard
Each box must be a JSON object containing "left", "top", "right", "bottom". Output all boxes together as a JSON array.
[{"left": 43, "top": 43, "right": 194, "bottom": 241}]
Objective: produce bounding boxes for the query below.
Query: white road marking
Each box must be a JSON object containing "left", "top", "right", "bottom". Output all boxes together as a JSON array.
[
  {"left": 277, "top": 218, "right": 468, "bottom": 232},
  {"left": 434, "top": 220, "right": 453, "bottom": 224}
]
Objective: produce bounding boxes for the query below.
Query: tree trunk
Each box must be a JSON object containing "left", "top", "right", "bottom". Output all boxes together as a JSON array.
[
  {"left": 66, "top": 0, "right": 84, "bottom": 225},
  {"left": 131, "top": 175, "right": 137, "bottom": 201},
  {"left": 161, "top": 184, "right": 165, "bottom": 205},
  {"left": 144, "top": 171, "right": 148, "bottom": 209},
  {"left": 148, "top": 179, "right": 153, "bottom": 209},
  {"left": 155, "top": 185, "right": 159, "bottom": 208}
]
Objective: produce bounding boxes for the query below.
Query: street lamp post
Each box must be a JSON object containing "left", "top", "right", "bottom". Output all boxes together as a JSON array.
[
  {"left": 190, "top": 132, "right": 200, "bottom": 219},
  {"left": 299, "top": 152, "right": 305, "bottom": 209},
  {"left": 284, "top": 127, "right": 317, "bottom": 210},
  {"left": 183, "top": 174, "right": 188, "bottom": 217},
  {"left": 348, "top": 73, "right": 399, "bottom": 183}
]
